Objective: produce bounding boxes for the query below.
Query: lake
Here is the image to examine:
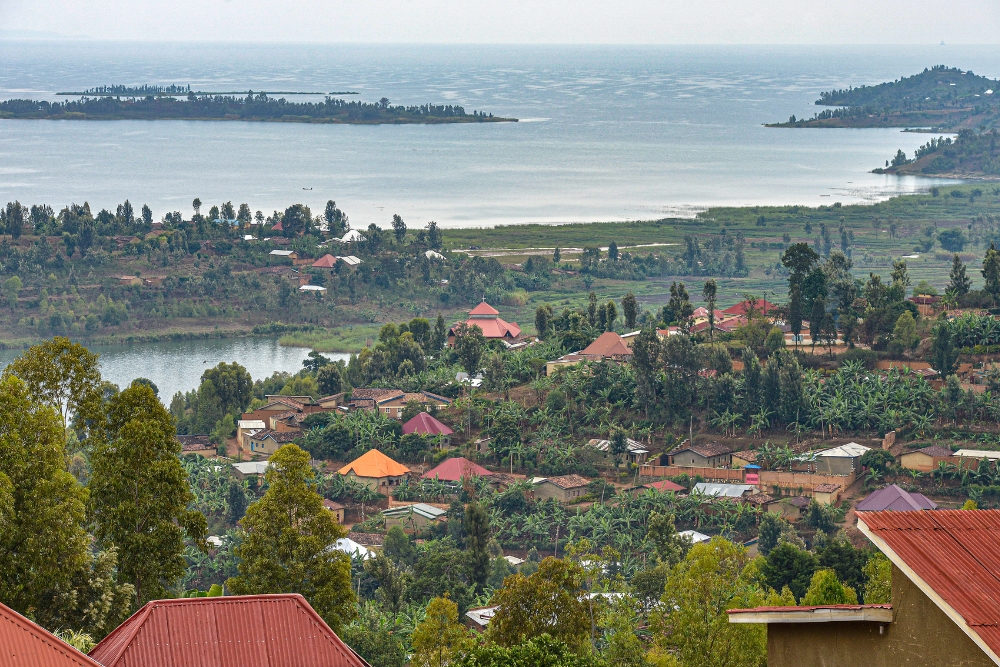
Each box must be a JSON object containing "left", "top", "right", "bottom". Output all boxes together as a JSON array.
[
  {"left": 0, "top": 338, "right": 350, "bottom": 401},
  {"left": 0, "top": 43, "right": 987, "bottom": 228}
]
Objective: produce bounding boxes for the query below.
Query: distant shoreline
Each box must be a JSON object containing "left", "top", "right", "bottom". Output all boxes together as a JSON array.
[{"left": 0, "top": 113, "right": 517, "bottom": 125}]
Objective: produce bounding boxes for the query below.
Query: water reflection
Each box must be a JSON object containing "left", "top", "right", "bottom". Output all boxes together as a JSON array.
[{"left": 0, "top": 338, "right": 349, "bottom": 403}]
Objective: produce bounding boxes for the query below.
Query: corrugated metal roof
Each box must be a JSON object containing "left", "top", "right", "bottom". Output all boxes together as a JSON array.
[
  {"left": 337, "top": 449, "right": 410, "bottom": 478},
  {"left": 858, "top": 510, "right": 1000, "bottom": 661},
  {"left": 0, "top": 600, "right": 104, "bottom": 667},
  {"left": 88, "top": 594, "right": 368, "bottom": 667}
]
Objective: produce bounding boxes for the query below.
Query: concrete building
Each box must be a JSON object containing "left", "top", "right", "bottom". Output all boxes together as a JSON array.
[
  {"left": 382, "top": 502, "right": 448, "bottom": 531},
  {"left": 900, "top": 445, "right": 955, "bottom": 472},
  {"left": 338, "top": 449, "right": 411, "bottom": 493},
  {"left": 532, "top": 474, "right": 591, "bottom": 502},
  {"left": 729, "top": 510, "right": 1000, "bottom": 667},
  {"left": 669, "top": 442, "right": 734, "bottom": 468},
  {"left": 813, "top": 442, "right": 870, "bottom": 476}
]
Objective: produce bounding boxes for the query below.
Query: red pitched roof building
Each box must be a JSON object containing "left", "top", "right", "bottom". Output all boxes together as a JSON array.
[
  {"left": 448, "top": 301, "right": 521, "bottom": 344},
  {"left": 721, "top": 298, "right": 777, "bottom": 317},
  {"left": 0, "top": 600, "right": 103, "bottom": 667},
  {"left": 312, "top": 254, "right": 338, "bottom": 268},
  {"left": 89, "top": 594, "right": 368, "bottom": 667},
  {"left": 729, "top": 510, "right": 1000, "bottom": 667},
  {"left": 422, "top": 456, "right": 493, "bottom": 482},
  {"left": 402, "top": 412, "right": 454, "bottom": 437}
]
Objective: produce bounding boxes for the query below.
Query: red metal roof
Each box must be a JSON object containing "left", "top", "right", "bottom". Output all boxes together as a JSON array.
[
  {"left": 644, "top": 479, "right": 685, "bottom": 493},
  {"left": 311, "top": 254, "right": 338, "bottom": 268},
  {"left": 858, "top": 510, "right": 1000, "bottom": 661},
  {"left": 468, "top": 301, "right": 500, "bottom": 316},
  {"left": 421, "top": 456, "right": 493, "bottom": 481},
  {"left": 0, "top": 600, "right": 104, "bottom": 667},
  {"left": 88, "top": 594, "right": 368, "bottom": 667},
  {"left": 722, "top": 298, "right": 776, "bottom": 316},
  {"left": 402, "top": 412, "right": 454, "bottom": 437}
]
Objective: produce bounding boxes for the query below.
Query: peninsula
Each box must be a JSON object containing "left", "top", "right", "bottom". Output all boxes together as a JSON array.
[
  {"left": 768, "top": 65, "right": 1000, "bottom": 131},
  {"left": 0, "top": 93, "right": 515, "bottom": 124}
]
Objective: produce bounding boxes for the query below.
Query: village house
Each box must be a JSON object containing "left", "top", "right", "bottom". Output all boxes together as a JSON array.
[
  {"left": 246, "top": 429, "right": 300, "bottom": 458},
  {"left": 241, "top": 395, "right": 328, "bottom": 424},
  {"left": 546, "top": 331, "right": 635, "bottom": 374},
  {"left": 812, "top": 483, "right": 842, "bottom": 505},
  {"left": 532, "top": 474, "right": 590, "bottom": 502},
  {"left": 693, "top": 482, "right": 756, "bottom": 499},
  {"left": 856, "top": 484, "right": 937, "bottom": 512},
  {"left": 383, "top": 502, "right": 448, "bottom": 531},
  {"left": 350, "top": 388, "right": 451, "bottom": 419},
  {"left": 88, "top": 594, "right": 368, "bottom": 667},
  {"left": 447, "top": 301, "right": 522, "bottom": 346},
  {"left": 640, "top": 479, "right": 687, "bottom": 494},
  {"left": 338, "top": 448, "right": 410, "bottom": 493},
  {"left": 177, "top": 434, "right": 214, "bottom": 457},
  {"left": 900, "top": 445, "right": 955, "bottom": 472},
  {"left": 403, "top": 411, "right": 454, "bottom": 446},
  {"left": 465, "top": 606, "right": 497, "bottom": 632},
  {"left": 268, "top": 249, "right": 298, "bottom": 260},
  {"left": 231, "top": 460, "right": 270, "bottom": 481},
  {"left": 237, "top": 419, "right": 265, "bottom": 449},
  {"left": 0, "top": 600, "right": 104, "bottom": 667},
  {"left": 668, "top": 442, "right": 734, "bottom": 468},
  {"left": 729, "top": 510, "right": 1000, "bottom": 667},
  {"left": 812, "top": 442, "right": 870, "bottom": 475},
  {"left": 422, "top": 456, "right": 493, "bottom": 482},
  {"left": 586, "top": 436, "right": 650, "bottom": 465},
  {"left": 323, "top": 499, "right": 346, "bottom": 523}
]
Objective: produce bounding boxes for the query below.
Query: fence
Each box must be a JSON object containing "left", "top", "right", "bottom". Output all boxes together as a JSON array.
[{"left": 639, "top": 465, "right": 854, "bottom": 495}]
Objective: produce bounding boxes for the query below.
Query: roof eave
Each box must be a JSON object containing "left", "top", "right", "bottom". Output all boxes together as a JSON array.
[
  {"left": 857, "top": 517, "right": 1000, "bottom": 665},
  {"left": 728, "top": 607, "right": 894, "bottom": 624}
]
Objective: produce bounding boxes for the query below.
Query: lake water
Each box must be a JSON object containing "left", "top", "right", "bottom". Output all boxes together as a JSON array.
[
  {"left": 0, "top": 43, "right": 990, "bottom": 228},
  {"left": 0, "top": 338, "right": 349, "bottom": 401}
]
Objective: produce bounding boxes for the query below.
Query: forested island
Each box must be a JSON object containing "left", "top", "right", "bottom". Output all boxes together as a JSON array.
[
  {"left": 874, "top": 129, "right": 1000, "bottom": 178},
  {"left": 0, "top": 93, "right": 514, "bottom": 124},
  {"left": 769, "top": 65, "right": 1000, "bottom": 131}
]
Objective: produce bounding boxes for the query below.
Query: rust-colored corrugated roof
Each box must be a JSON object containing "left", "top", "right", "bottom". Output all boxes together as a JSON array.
[
  {"left": 858, "top": 510, "right": 1000, "bottom": 662},
  {"left": 580, "top": 332, "right": 633, "bottom": 358},
  {"left": 403, "top": 412, "right": 454, "bottom": 437},
  {"left": 468, "top": 301, "right": 500, "bottom": 316},
  {"left": 0, "top": 600, "right": 103, "bottom": 667},
  {"left": 422, "top": 456, "right": 492, "bottom": 481},
  {"left": 338, "top": 448, "right": 410, "bottom": 478},
  {"left": 88, "top": 594, "right": 368, "bottom": 667}
]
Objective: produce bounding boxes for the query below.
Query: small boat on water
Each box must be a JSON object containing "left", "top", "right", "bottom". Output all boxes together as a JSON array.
[{"left": 303, "top": 187, "right": 313, "bottom": 190}]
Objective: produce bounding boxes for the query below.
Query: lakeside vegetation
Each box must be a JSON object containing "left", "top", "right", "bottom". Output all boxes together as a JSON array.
[
  {"left": 0, "top": 93, "right": 514, "bottom": 124},
  {"left": 0, "top": 184, "right": 999, "bottom": 351},
  {"left": 874, "top": 129, "right": 1000, "bottom": 178},
  {"left": 769, "top": 65, "right": 1000, "bottom": 131}
]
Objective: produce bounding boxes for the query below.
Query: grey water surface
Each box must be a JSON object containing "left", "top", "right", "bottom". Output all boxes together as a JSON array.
[{"left": 0, "top": 43, "right": 985, "bottom": 228}]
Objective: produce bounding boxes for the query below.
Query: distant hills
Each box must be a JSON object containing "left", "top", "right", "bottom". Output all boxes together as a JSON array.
[{"left": 770, "top": 66, "right": 1000, "bottom": 131}]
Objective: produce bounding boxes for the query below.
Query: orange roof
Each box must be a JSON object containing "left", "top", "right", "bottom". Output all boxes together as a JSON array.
[
  {"left": 468, "top": 301, "right": 500, "bottom": 316},
  {"left": 0, "top": 600, "right": 103, "bottom": 667},
  {"left": 581, "top": 331, "right": 633, "bottom": 357},
  {"left": 338, "top": 448, "right": 410, "bottom": 478},
  {"left": 312, "top": 254, "right": 338, "bottom": 268}
]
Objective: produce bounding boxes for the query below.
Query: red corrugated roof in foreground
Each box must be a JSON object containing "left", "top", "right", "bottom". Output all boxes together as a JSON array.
[
  {"left": 0, "top": 600, "right": 103, "bottom": 667},
  {"left": 88, "top": 594, "right": 368, "bottom": 667},
  {"left": 859, "top": 509, "right": 1000, "bottom": 660}
]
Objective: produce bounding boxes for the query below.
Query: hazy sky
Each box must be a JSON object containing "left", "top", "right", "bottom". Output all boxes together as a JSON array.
[{"left": 3, "top": 0, "right": 1000, "bottom": 44}]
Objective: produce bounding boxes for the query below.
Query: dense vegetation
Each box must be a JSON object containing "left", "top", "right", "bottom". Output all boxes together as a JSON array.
[
  {"left": 875, "top": 129, "right": 1000, "bottom": 177},
  {"left": 771, "top": 65, "right": 1000, "bottom": 131},
  {"left": 0, "top": 94, "right": 513, "bottom": 124},
  {"left": 0, "top": 181, "right": 999, "bottom": 352}
]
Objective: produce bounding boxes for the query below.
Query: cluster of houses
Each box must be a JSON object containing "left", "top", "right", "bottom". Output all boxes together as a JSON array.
[{"left": 234, "top": 389, "right": 452, "bottom": 459}]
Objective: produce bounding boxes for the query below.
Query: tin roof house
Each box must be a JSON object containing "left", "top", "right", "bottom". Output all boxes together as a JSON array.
[
  {"left": 89, "top": 594, "right": 368, "bottom": 667},
  {"left": 729, "top": 510, "right": 1000, "bottom": 667}
]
